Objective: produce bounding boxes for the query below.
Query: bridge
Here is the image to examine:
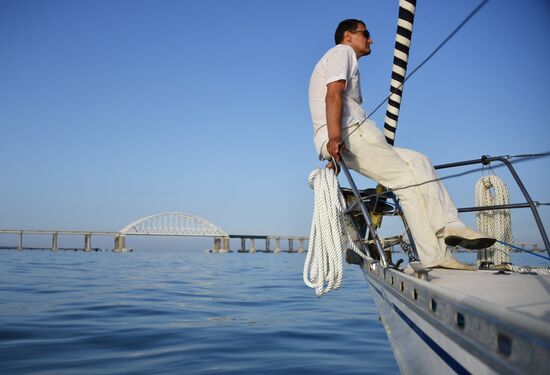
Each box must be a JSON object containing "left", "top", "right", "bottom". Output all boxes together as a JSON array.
[{"left": 0, "top": 211, "right": 309, "bottom": 253}]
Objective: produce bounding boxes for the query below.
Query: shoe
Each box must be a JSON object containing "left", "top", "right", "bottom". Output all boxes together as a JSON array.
[
  {"left": 443, "top": 227, "right": 496, "bottom": 249},
  {"left": 403, "top": 265, "right": 415, "bottom": 275},
  {"left": 433, "top": 256, "right": 476, "bottom": 271}
]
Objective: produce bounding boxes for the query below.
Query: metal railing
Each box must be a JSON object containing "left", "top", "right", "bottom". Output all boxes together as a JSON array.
[
  {"left": 338, "top": 158, "right": 422, "bottom": 267},
  {"left": 434, "top": 155, "right": 549, "bottom": 257},
  {"left": 337, "top": 153, "right": 549, "bottom": 265}
]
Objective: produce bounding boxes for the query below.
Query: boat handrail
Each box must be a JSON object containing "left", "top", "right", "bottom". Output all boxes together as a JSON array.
[
  {"left": 338, "top": 158, "right": 425, "bottom": 267},
  {"left": 338, "top": 158, "right": 390, "bottom": 267}
]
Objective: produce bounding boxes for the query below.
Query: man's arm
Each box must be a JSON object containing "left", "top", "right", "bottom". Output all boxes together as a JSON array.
[{"left": 325, "top": 80, "right": 346, "bottom": 161}]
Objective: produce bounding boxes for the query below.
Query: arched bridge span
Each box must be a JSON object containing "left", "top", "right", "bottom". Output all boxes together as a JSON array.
[
  {"left": 0, "top": 211, "right": 307, "bottom": 252},
  {"left": 120, "top": 211, "right": 228, "bottom": 237}
]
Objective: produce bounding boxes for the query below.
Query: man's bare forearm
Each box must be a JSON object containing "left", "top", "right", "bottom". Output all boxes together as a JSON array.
[
  {"left": 326, "top": 93, "right": 343, "bottom": 144},
  {"left": 325, "top": 86, "right": 346, "bottom": 160}
]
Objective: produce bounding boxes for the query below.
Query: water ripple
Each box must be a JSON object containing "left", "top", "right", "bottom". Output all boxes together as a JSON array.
[{"left": 0, "top": 250, "right": 399, "bottom": 374}]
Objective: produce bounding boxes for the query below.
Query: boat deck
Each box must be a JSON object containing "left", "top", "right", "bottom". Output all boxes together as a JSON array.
[{"left": 428, "top": 268, "right": 550, "bottom": 321}]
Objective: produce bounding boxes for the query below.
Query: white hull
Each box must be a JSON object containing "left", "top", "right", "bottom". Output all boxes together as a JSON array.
[{"left": 362, "top": 262, "right": 550, "bottom": 375}]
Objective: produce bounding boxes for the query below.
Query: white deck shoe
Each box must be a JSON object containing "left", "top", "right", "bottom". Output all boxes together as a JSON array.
[{"left": 443, "top": 227, "right": 496, "bottom": 249}]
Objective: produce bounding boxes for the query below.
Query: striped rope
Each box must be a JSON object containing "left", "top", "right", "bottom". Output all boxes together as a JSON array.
[{"left": 384, "top": 0, "right": 417, "bottom": 146}]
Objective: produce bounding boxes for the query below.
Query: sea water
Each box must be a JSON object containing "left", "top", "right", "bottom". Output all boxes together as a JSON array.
[
  {"left": 0, "top": 248, "right": 399, "bottom": 374},
  {"left": 2, "top": 246, "right": 547, "bottom": 374}
]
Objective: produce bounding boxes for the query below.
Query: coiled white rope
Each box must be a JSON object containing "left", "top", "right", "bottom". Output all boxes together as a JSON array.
[
  {"left": 303, "top": 168, "right": 365, "bottom": 297},
  {"left": 475, "top": 175, "right": 513, "bottom": 266}
]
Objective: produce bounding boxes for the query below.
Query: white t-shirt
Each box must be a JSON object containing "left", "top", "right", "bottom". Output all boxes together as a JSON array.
[{"left": 308, "top": 44, "right": 367, "bottom": 157}]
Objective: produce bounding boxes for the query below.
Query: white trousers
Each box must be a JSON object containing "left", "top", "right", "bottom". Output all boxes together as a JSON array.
[{"left": 322, "top": 121, "right": 461, "bottom": 267}]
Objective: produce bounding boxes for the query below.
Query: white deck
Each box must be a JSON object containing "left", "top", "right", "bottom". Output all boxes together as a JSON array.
[{"left": 428, "top": 268, "right": 550, "bottom": 321}]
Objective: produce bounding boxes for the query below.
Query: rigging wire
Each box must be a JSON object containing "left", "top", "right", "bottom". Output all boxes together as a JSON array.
[
  {"left": 494, "top": 240, "right": 550, "bottom": 262},
  {"left": 368, "top": 0, "right": 490, "bottom": 120},
  {"left": 343, "top": 0, "right": 490, "bottom": 143}
]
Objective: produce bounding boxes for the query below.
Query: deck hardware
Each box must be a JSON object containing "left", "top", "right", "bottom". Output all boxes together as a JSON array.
[
  {"left": 497, "top": 333, "right": 512, "bottom": 356},
  {"left": 456, "top": 312, "right": 465, "bottom": 329},
  {"left": 400, "top": 282, "right": 404, "bottom": 292},
  {"left": 345, "top": 249, "right": 363, "bottom": 265},
  {"left": 430, "top": 299, "right": 437, "bottom": 313},
  {"left": 391, "top": 276, "right": 394, "bottom": 285},
  {"left": 413, "top": 289, "right": 418, "bottom": 300}
]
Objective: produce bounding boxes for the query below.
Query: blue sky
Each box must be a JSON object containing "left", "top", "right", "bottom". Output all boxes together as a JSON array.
[{"left": 1, "top": 0, "right": 549, "bottom": 245}]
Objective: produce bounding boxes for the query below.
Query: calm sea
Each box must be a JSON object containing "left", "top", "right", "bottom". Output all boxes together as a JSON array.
[{"left": 0, "top": 248, "right": 399, "bottom": 374}]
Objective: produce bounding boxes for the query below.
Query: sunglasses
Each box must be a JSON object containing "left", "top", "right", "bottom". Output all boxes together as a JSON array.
[{"left": 352, "top": 29, "right": 371, "bottom": 40}]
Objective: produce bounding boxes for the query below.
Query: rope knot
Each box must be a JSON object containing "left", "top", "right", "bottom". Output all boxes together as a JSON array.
[{"left": 482, "top": 176, "right": 493, "bottom": 189}]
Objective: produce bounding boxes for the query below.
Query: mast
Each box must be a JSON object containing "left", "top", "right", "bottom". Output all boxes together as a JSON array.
[{"left": 384, "top": 0, "right": 417, "bottom": 145}]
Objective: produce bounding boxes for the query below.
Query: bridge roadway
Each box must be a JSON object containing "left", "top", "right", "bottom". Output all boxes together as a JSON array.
[
  {"left": 0, "top": 229, "right": 308, "bottom": 253},
  {"left": 0, "top": 212, "right": 310, "bottom": 252},
  {"left": 0, "top": 228, "right": 544, "bottom": 254}
]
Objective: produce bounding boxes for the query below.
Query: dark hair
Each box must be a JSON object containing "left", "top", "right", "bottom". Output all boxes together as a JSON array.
[{"left": 334, "top": 19, "right": 365, "bottom": 45}]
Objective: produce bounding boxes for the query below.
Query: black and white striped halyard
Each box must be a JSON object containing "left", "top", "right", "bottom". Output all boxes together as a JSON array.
[{"left": 384, "top": 0, "right": 417, "bottom": 146}]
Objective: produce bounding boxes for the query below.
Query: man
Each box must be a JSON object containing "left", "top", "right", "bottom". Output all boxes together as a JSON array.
[{"left": 308, "top": 19, "right": 495, "bottom": 269}]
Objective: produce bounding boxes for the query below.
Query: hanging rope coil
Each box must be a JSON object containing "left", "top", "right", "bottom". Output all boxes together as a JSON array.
[
  {"left": 475, "top": 175, "right": 513, "bottom": 266},
  {"left": 303, "top": 168, "right": 366, "bottom": 297}
]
